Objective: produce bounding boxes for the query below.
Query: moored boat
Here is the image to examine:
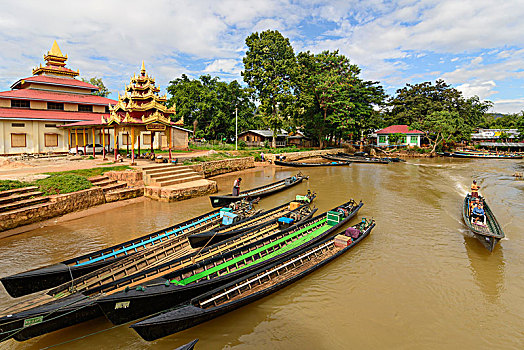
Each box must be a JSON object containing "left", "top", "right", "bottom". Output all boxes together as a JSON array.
[
  {"left": 0, "top": 199, "right": 362, "bottom": 342},
  {"left": 274, "top": 160, "right": 351, "bottom": 167},
  {"left": 449, "top": 150, "right": 522, "bottom": 159},
  {"left": 462, "top": 194, "right": 505, "bottom": 251},
  {"left": 189, "top": 193, "right": 316, "bottom": 248},
  {"left": 95, "top": 199, "right": 362, "bottom": 326},
  {"left": 0, "top": 201, "right": 255, "bottom": 298},
  {"left": 322, "top": 154, "right": 389, "bottom": 164},
  {"left": 130, "top": 219, "right": 376, "bottom": 341},
  {"left": 209, "top": 173, "right": 307, "bottom": 208}
]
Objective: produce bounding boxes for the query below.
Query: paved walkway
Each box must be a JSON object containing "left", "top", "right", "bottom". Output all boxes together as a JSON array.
[{"left": 0, "top": 150, "right": 211, "bottom": 181}]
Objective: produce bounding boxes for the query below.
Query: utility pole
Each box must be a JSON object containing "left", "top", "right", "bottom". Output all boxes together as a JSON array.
[{"left": 235, "top": 107, "right": 238, "bottom": 151}]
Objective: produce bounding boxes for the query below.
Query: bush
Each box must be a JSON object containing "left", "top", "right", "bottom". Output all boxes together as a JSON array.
[
  {"left": 36, "top": 174, "right": 92, "bottom": 195},
  {"left": 238, "top": 140, "right": 246, "bottom": 150},
  {"left": 0, "top": 180, "right": 33, "bottom": 192}
]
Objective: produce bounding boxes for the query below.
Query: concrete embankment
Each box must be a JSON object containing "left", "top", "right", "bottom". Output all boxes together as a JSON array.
[{"left": 264, "top": 148, "right": 345, "bottom": 161}]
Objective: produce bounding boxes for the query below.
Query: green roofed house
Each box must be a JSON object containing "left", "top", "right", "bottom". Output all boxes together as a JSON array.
[{"left": 375, "top": 125, "right": 424, "bottom": 147}]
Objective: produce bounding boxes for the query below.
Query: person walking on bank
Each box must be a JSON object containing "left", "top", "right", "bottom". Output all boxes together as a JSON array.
[
  {"left": 471, "top": 180, "right": 480, "bottom": 198},
  {"left": 233, "top": 177, "right": 242, "bottom": 196}
]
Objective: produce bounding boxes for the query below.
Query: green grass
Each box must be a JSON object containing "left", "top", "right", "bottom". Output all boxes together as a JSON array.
[
  {"left": 0, "top": 180, "right": 34, "bottom": 192},
  {"left": 36, "top": 174, "right": 92, "bottom": 196},
  {"left": 43, "top": 166, "right": 131, "bottom": 179}
]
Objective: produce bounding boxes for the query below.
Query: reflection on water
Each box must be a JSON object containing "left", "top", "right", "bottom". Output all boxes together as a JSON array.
[
  {"left": 464, "top": 236, "right": 505, "bottom": 302},
  {"left": 0, "top": 158, "right": 523, "bottom": 349}
]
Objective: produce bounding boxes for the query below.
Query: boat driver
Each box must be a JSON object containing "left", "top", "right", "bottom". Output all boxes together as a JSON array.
[
  {"left": 471, "top": 201, "right": 485, "bottom": 224},
  {"left": 471, "top": 180, "right": 480, "bottom": 198}
]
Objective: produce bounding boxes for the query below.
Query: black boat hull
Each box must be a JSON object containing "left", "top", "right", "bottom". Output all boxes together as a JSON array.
[
  {"left": 131, "top": 223, "right": 374, "bottom": 341},
  {"left": 1, "top": 260, "right": 119, "bottom": 298},
  {"left": 98, "top": 202, "right": 361, "bottom": 325},
  {"left": 209, "top": 176, "right": 305, "bottom": 208},
  {"left": 0, "top": 294, "right": 101, "bottom": 342},
  {"left": 1, "top": 207, "right": 227, "bottom": 297},
  {"left": 274, "top": 160, "right": 350, "bottom": 167},
  {"left": 462, "top": 194, "right": 505, "bottom": 252}
]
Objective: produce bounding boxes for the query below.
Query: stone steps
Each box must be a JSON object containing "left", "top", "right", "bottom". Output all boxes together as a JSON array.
[
  {"left": 0, "top": 186, "right": 39, "bottom": 198},
  {"left": 141, "top": 163, "right": 203, "bottom": 187},
  {"left": 152, "top": 175, "right": 203, "bottom": 187},
  {"left": 102, "top": 182, "right": 127, "bottom": 193},
  {"left": 0, "top": 191, "right": 44, "bottom": 205},
  {"left": 0, "top": 197, "right": 50, "bottom": 213}
]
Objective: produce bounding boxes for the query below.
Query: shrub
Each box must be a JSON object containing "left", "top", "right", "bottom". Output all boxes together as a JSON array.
[
  {"left": 0, "top": 180, "right": 33, "bottom": 192},
  {"left": 238, "top": 140, "right": 247, "bottom": 149},
  {"left": 36, "top": 174, "right": 92, "bottom": 195}
]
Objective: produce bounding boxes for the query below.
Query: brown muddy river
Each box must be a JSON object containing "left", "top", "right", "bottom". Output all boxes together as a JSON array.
[{"left": 0, "top": 158, "right": 523, "bottom": 349}]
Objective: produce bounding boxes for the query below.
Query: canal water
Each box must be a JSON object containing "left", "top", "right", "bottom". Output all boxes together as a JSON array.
[{"left": 0, "top": 158, "right": 523, "bottom": 349}]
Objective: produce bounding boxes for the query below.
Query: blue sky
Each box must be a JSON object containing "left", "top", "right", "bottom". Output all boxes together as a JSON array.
[{"left": 1, "top": 0, "right": 523, "bottom": 113}]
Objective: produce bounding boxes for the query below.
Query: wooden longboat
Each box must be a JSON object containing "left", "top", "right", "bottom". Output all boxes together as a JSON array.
[
  {"left": 131, "top": 219, "right": 376, "bottom": 341},
  {"left": 189, "top": 194, "right": 316, "bottom": 248},
  {"left": 209, "top": 173, "right": 307, "bottom": 208},
  {"left": 452, "top": 152, "right": 522, "bottom": 159},
  {"left": 274, "top": 160, "right": 351, "bottom": 167},
  {"left": 0, "top": 200, "right": 362, "bottom": 342},
  {"left": 96, "top": 199, "right": 362, "bottom": 326},
  {"left": 462, "top": 194, "right": 505, "bottom": 252},
  {"left": 0, "top": 201, "right": 254, "bottom": 298},
  {"left": 323, "top": 154, "right": 389, "bottom": 164}
]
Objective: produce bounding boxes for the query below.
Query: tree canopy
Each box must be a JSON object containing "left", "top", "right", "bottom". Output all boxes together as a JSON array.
[
  {"left": 295, "top": 50, "right": 385, "bottom": 148},
  {"left": 388, "top": 80, "right": 492, "bottom": 152},
  {"left": 242, "top": 30, "right": 298, "bottom": 147},
  {"left": 167, "top": 74, "right": 257, "bottom": 140},
  {"left": 81, "top": 77, "right": 110, "bottom": 97}
]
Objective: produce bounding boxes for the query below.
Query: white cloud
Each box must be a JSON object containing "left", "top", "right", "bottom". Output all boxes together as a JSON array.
[
  {"left": 204, "top": 59, "right": 242, "bottom": 75},
  {"left": 491, "top": 98, "right": 524, "bottom": 114}
]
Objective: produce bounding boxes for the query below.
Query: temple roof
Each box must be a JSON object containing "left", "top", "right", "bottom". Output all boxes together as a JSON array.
[
  {"left": 11, "top": 75, "right": 100, "bottom": 91},
  {"left": 33, "top": 41, "right": 79, "bottom": 77},
  {"left": 0, "top": 107, "right": 107, "bottom": 122},
  {"left": 0, "top": 89, "right": 116, "bottom": 106}
]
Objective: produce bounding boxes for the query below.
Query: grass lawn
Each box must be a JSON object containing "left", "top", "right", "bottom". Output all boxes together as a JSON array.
[{"left": 43, "top": 165, "right": 131, "bottom": 178}]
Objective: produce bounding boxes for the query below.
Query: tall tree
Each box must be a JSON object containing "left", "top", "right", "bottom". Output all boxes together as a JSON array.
[
  {"left": 296, "top": 50, "right": 385, "bottom": 148},
  {"left": 81, "top": 77, "right": 110, "bottom": 97},
  {"left": 242, "top": 30, "right": 298, "bottom": 147},
  {"left": 167, "top": 75, "right": 256, "bottom": 140}
]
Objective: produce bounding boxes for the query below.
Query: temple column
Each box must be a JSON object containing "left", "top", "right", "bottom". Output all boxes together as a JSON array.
[
  {"left": 102, "top": 127, "right": 107, "bottom": 160},
  {"left": 114, "top": 126, "right": 118, "bottom": 161},
  {"left": 75, "top": 128, "right": 79, "bottom": 154},
  {"left": 150, "top": 132, "right": 154, "bottom": 153},
  {"left": 67, "top": 129, "right": 71, "bottom": 150},
  {"left": 126, "top": 131, "right": 130, "bottom": 154},
  {"left": 83, "top": 128, "right": 86, "bottom": 154},
  {"left": 131, "top": 126, "right": 136, "bottom": 165},
  {"left": 92, "top": 127, "right": 96, "bottom": 158},
  {"left": 168, "top": 126, "right": 172, "bottom": 162},
  {"left": 137, "top": 131, "right": 141, "bottom": 158}
]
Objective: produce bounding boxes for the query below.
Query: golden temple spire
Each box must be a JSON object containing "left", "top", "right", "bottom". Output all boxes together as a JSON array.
[
  {"left": 141, "top": 61, "right": 146, "bottom": 76},
  {"left": 49, "top": 40, "right": 64, "bottom": 57}
]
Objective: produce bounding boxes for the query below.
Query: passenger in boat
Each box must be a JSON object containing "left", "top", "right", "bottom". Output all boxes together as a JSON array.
[
  {"left": 471, "top": 201, "right": 485, "bottom": 224},
  {"left": 232, "top": 177, "right": 242, "bottom": 196},
  {"left": 471, "top": 180, "right": 480, "bottom": 198}
]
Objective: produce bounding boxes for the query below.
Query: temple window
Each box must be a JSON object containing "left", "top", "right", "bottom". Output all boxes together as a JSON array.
[
  {"left": 122, "top": 133, "right": 131, "bottom": 145},
  {"left": 11, "top": 133, "right": 26, "bottom": 147},
  {"left": 143, "top": 133, "right": 152, "bottom": 145},
  {"left": 78, "top": 105, "right": 93, "bottom": 112},
  {"left": 12, "top": 123, "right": 25, "bottom": 128},
  {"left": 11, "top": 100, "right": 30, "bottom": 108},
  {"left": 45, "top": 124, "right": 57, "bottom": 128},
  {"left": 44, "top": 133, "right": 59, "bottom": 147},
  {"left": 47, "top": 102, "right": 64, "bottom": 110}
]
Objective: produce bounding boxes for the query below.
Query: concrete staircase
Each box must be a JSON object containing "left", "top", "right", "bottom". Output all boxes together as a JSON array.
[
  {"left": 89, "top": 176, "right": 127, "bottom": 193},
  {"left": 140, "top": 164, "right": 204, "bottom": 187},
  {"left": 0, "top": 186, "right": 49, "bottom": 214}
]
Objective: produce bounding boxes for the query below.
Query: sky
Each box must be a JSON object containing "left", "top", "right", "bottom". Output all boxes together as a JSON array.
[{"left": 1, "top": 0, "right": 523, "bottom": 114}]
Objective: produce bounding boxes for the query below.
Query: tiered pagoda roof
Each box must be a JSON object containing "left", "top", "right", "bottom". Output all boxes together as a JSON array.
[
  {"left": 32, "top": 41, "right": 80, "bottom": 78},
  {"left": 105, "top": 62, "right": 181, "bottom": 126}
]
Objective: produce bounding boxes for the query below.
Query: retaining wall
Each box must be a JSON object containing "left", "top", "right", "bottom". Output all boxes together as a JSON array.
[
  {"left": 0, "top": 187, "right": 106, "bottom": 232},
  {"left": 190, "top": 157, "right": 255, "bottom": 178},
  {"left": 264, "top": 148, "right": 346, "bottom": 161},
  {"left": 105, "top": 170, "right": 144, "bottom": 186},
  {"left": 144, "top": 180, "right": 217, "bottom": 202}
]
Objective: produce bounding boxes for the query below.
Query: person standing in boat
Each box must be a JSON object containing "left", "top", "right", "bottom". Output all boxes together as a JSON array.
[
  {"left": 233, "top": 177, "right": 242, "bottom": 196},
  {"left": 471, "top": 180, "right": 480, "bottom": 198}
]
